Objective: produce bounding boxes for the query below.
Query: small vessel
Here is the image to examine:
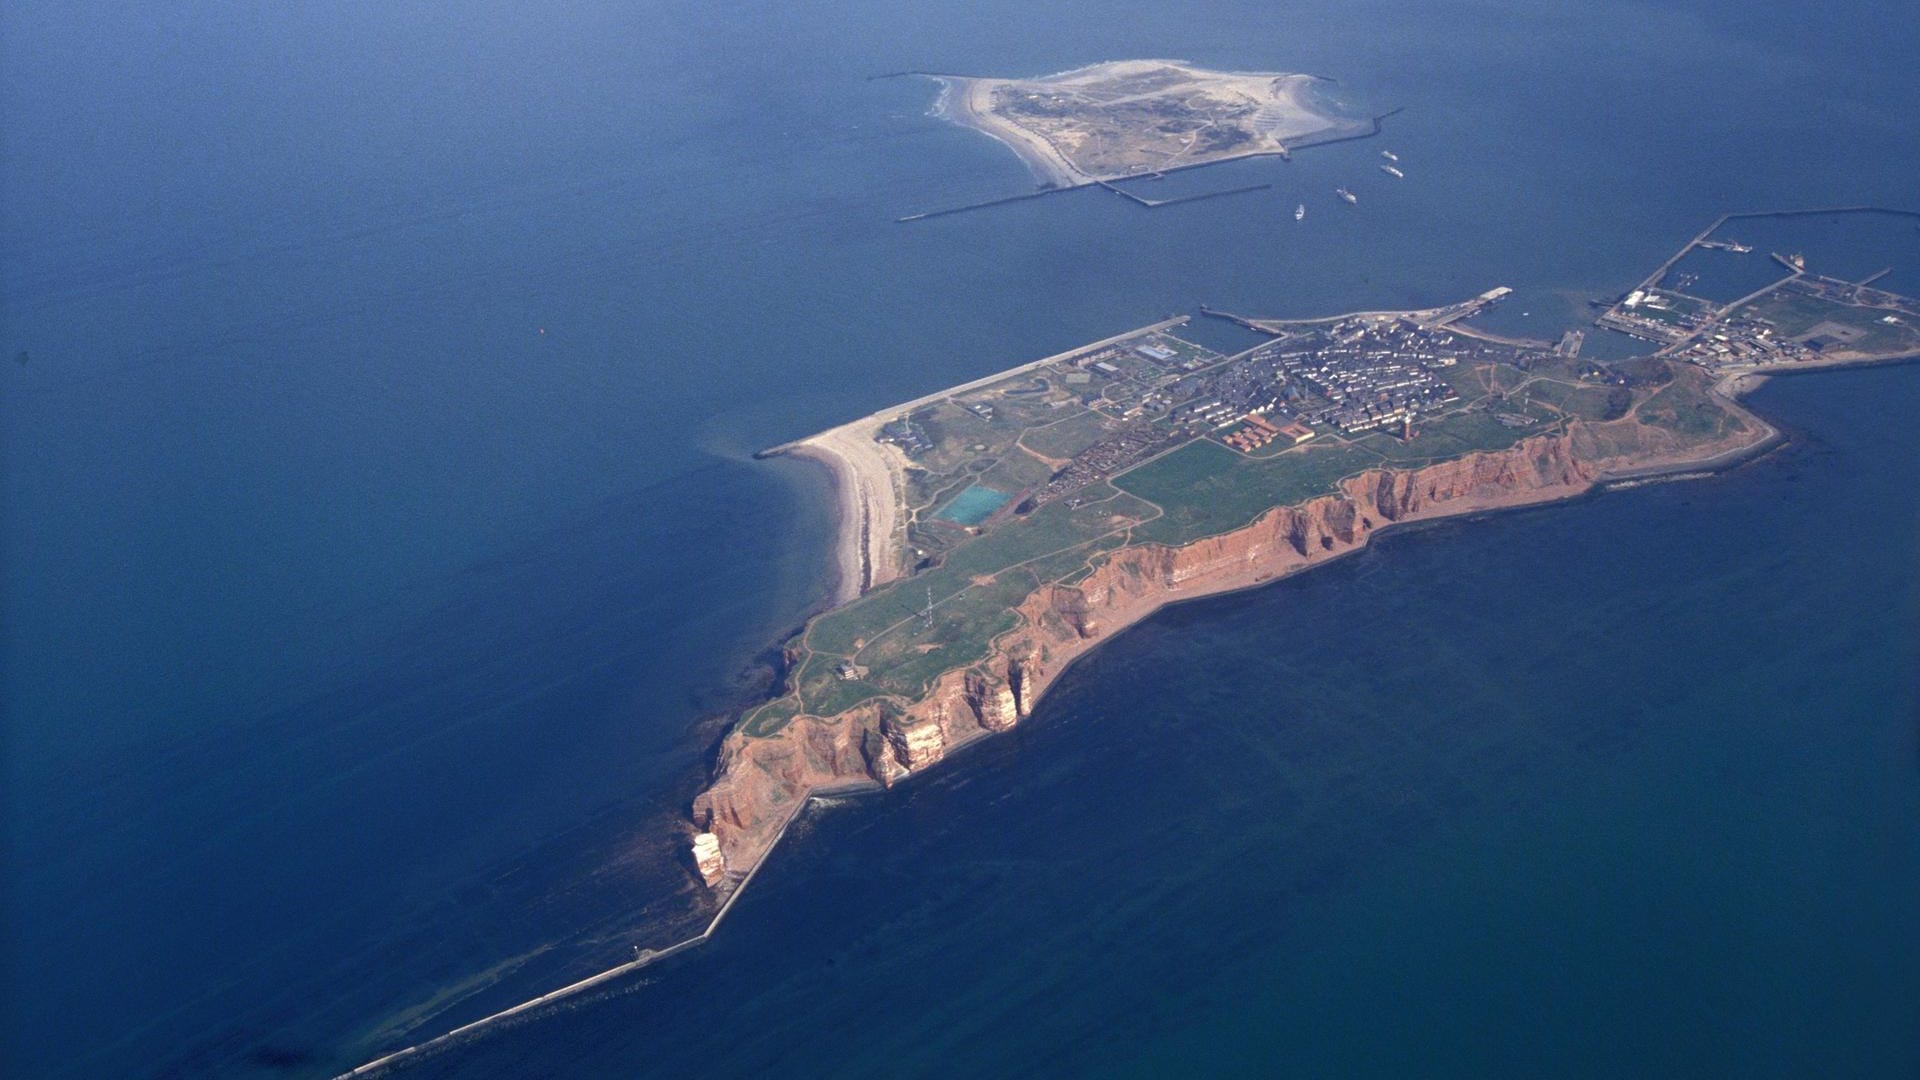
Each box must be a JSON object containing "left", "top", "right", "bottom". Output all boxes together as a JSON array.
[
  {"left": 1381, "top": 150, "right": 1399, "bottom": 162},
  {"left": 1336, "top": 187, "right": 1357, "bottom": 205},
  {"left": 1380, "top": 164, "right": 1405, "bottom": 179},
  {"left": 1294, "top": 203, "right": 1306, "bottom": 221}
]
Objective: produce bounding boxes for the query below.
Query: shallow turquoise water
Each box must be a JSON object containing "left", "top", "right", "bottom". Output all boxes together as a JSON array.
[{"left": 935, "top": 484, "right": 1015, "bottom": 525}]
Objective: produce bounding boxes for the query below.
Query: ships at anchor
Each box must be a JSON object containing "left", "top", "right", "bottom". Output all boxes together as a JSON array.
[{"left": 1286, "top": 151, "right": 1405, "bottom": 217}]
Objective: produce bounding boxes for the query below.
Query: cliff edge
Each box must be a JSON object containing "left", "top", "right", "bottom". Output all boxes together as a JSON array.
[{"left": 690, "top": 394, "right": 1768, "bottom": 887}]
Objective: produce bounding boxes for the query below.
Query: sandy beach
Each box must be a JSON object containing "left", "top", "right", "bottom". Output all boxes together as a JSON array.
[
  {"left": 785, "top": 418, "right": 908, "bottom": 607},
  {"left": 928, "top": 61, "right": 1359, "bottom": 184},
  {"left": 773, "top": 316, "right": 1189, "bottom": 609},
  {"left": 933, "top": 75, "right": 1092, "bottom": 188}
]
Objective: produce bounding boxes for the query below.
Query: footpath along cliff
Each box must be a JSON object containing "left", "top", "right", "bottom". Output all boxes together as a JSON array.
[{"left": 690, "top": 405, "right": 1768, "bottom": 887}]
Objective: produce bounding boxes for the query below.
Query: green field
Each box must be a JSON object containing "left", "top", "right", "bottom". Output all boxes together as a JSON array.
[
  {"left": 756, "top": 484, "right": 1159, "bottom": 727},
  {"left": 979, "top": 447, "right": 1058, "bottom": 492},
  {"left": 1117, "top": 439, "right": 1381, "bottom": 546},
  {"left": 1518, "top": 378, "right": 1631, "bottom": 421},
  {"left": 1355, "top": 405, "right": 1554, "bottom": 466},
  {"left": 1737, "top": 290, "right": 1920, "bottom": 355},
  {"left": 1636, "top": 377, "right": 1741, "bottom": 439},
  {"left": 1020, "top": 407, "right": 1117, "bottom": 460}
]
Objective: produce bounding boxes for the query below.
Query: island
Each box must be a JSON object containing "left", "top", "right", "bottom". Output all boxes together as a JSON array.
[
  {"left": 343, "top": 210, "right": 1919, "bottom": 1077},
  {"left": 930, "top": 59, "right": 1371, "bottom": 186},
  {"left": 691, "top": 210, "right": 1920, "bottom": 893}
]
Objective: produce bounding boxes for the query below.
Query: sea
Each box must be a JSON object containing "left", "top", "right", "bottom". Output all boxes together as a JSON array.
[{"left": 3, "top": 1, "right": 1916, "bottom": 1077}]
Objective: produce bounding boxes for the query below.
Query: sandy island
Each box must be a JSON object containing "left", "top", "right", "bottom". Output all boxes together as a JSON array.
[{"left": 929, "top": 59, "right": 1359, "bottom": 186}]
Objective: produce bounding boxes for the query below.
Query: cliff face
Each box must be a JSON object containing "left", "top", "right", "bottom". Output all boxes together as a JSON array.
[{"left": 691, "top": 427, "right": 1692, "bottom": 879}]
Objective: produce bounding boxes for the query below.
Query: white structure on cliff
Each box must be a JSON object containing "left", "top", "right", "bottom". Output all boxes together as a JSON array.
[{"left": 691, "top": 831, "right": 726, "bottom": 887}]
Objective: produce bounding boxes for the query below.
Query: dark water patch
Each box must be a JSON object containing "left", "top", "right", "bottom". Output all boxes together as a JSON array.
[
  {"left": 1580, "top": 325, "right": 1662, "bottom": 362},
  {"left": 1660, "top": 245, "right": 1793, "bottom": 304},
  {"left": 1174, "top": 313, "right": 1272, "bottom": 355},
  {"left": 1713, "top": 209, "right": 1920, "bottom": 292}
]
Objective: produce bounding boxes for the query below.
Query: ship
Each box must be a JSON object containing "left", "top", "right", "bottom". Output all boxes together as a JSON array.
[
  {"left": 1294, "top": 203, "right": 1306, "bottom": 221},
  {"left": 1380, "top": 165, "right": 1405, "bottom": 179},
  {"left": 1381, "top": 150, "right": 1399, "bottom": 162},
  {"left": 1336, "top": 187, "right": 1357, "bottom": 205}
]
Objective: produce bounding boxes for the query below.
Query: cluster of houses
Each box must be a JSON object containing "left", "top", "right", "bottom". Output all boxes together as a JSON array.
[{"left": 1222, "top": 412, "right": 1316, "bottom": 452}]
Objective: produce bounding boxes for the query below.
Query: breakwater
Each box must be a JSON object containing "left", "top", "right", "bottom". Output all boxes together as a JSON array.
[
  {"left": 897, "top": 106, "right": 1401, "bottom": 223},
  {"left": 896, "top": 184, "right": 1084, "bottom": 223},
  {"left": 337, "top": 781, "right": 879, "bottom": 1078}
]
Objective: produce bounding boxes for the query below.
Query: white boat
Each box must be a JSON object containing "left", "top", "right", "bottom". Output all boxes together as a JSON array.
[
  {"left": 1336, "top": 187, "right": 1357, "bottom": 205},
  {"left": 1381, "top": 150, "right": 1399, "bottom": 162},
  {"left": 1294, "top": 203, "right": 1306, "bottom": 221},
  {"left": 1380, "top": 164, "right": 1405, "bottom": 179}
]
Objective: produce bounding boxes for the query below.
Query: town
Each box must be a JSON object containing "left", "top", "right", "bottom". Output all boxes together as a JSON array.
[{"left": 875, "top": 300, "right": 1552, "bottom": 571}]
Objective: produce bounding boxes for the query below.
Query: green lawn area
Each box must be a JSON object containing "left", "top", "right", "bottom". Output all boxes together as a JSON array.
[
  {"left": 1434, "top": 361, "right": 1494, "bottom": 400},
  {"left": 979, "top": 447, "right": 1058, "bottom": 492},
  {"left": 742, "top": 695, "right": 803, "bottom": 738},
  {"left": 1738, "top": 290, "right": 1920, "bottom": 354},
  {"left": 1354, "top": 405, "right": 1554, "bottom": 466},
  {"left": 1117, "top": 439, "right": 1381, "bottom": 546},
  {"left": 806, "top": 485, "right": 1150, "bottom": 658},
  {"left": 1020, "top": 407, "right": 1117, "bottom": 460},
  {"left": 1518, "top": 378, "right": 1630, "bottom": 421},
  {"left": 1637, "top": 379, "right": 1739, "bottom": 439},
  {"left": 1740, "top": 290, "right": 1841, "bottom": 336}
]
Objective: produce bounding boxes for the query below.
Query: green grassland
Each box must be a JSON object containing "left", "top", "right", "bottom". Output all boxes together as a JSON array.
[
  {"left": 909, "top": 402, "right": 1014, "bottom": 476},
  {"left": 1634, "top": 371, "right": 1744, "bottom": 439},
  {"left": 1737, "top": 290, "right": 1920, "bottom": 355},
  {"left": 1519, "top": 378, "right": 1632, "bottom": 421},
  {"left": 739, "top": 485, "right": 1161, "bottom": 730},
  {"left": 1433, "top": 361, "right": 1493, "bottom": 398},
  {"left": 1019, "top": 407, "right": 1118, "bottom": 460},
  {"left": 978, "top": 446, "right": 1058, "bottom": 492},
  {"left": 1742, "top": 290, "right": 1853, "bottom": 336},
  {"left": 1354, "top": 403, "right": 1558, "bottom": 466},
  {"left": 1118, "top": 439, "right": 1382, "bottom": 546}
]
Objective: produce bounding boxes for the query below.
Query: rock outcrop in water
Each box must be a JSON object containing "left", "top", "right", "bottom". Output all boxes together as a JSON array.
[{"left": 690, "top": 413, "right": 1763, "bottom": 886}]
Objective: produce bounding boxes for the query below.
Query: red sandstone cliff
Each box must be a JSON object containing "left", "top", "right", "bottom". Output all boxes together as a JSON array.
[{"left": 690, "top": 415, "right": 1757, "bottom": 885}]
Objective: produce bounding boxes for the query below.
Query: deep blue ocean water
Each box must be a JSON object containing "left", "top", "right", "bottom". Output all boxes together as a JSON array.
[
  {"left": 418, "top": 365, "right": 1920, "bottom": 1079},
  {"left": 3, "top": 1, "right": 1916, "bottom": 1076}
]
